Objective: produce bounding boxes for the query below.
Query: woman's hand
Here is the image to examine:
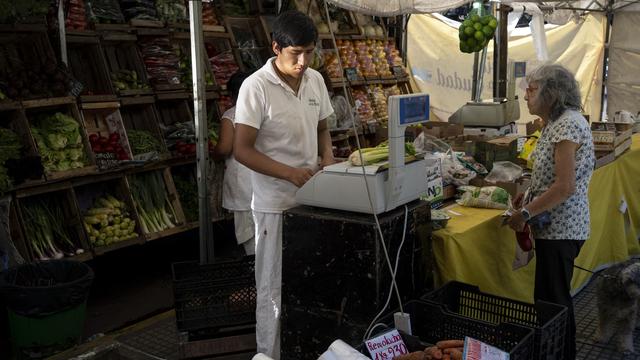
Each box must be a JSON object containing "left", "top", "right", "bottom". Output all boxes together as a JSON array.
[
  {"left": 507, "top": 210, "right": 527, "bottom": 232},
  {"left": 513, "top": 193, "right": 524, "bottom": 209}
]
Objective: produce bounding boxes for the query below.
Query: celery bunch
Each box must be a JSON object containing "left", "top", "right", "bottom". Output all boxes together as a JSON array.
[{"left": 349, "top": 142, "right": 416, "bottom": 166}]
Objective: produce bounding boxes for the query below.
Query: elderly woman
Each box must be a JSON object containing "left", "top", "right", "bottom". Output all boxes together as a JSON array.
[{"left": 507, "top": 64, "right": 594, "bottom": 360}]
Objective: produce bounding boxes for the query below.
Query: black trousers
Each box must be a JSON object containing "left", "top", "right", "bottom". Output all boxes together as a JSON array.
[{"left": 534, "top": 239, "right": 584, "bottom": 360}]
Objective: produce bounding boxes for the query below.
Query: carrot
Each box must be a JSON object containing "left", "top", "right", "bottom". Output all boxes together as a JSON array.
[
  {"left": 432, "top": 349, "right": 443, "bottom": 359},
  {"left": 436, "top": 340, "right": 464, "bottom": 349},
  {"left": 424, "top": 346, "right": 437, "bottom": 358},
  {"left": 443, "top": 348, "right": 463, "bottom": 360}
]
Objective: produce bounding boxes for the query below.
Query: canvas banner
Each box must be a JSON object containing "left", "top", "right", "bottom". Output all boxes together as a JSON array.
[{"left": 407, "top": 13, "right": 606, "bottom": 124}]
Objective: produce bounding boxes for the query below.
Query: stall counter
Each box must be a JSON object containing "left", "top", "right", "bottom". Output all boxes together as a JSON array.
[{"left": 432, "top": 133, "right": 640, "bottom": 303}]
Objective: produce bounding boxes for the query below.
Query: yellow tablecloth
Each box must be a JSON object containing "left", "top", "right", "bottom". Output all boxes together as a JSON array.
[{"left": 432, "top": 133, "right": 640, "bottom": 303}]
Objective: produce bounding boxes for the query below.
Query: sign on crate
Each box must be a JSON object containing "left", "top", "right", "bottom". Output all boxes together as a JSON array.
[
  {"left": 364, "top": 329, "right": 408, "bottom": 360},
  {"left": 463, "top": 337, "right": 509, "bottom": 360},
  {"left": 95, "top": 152, "right": 119, "bottom": 170}
]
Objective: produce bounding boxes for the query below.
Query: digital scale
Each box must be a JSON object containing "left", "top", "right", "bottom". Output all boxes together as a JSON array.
[
  {"left": 448, "top": 61, "right": 521, "bottom": 128},
  {"left": 296, "top": 93, "right": 430, "bottom": 214}
]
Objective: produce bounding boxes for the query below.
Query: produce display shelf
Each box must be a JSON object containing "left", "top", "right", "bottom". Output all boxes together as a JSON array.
[{"left": 93, "top": 236, "right": 145, "bottom": 256}]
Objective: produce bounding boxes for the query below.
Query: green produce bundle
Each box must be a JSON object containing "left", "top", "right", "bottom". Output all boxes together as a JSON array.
[
  {"left": 127, "top": 129, "right": 162, "bottom": 155},
  {"left": 459, "top": 11, "right": 498, "bottom": 54},
  {"left": 30, "top": 113, "right": 87, "bottom": 172}
]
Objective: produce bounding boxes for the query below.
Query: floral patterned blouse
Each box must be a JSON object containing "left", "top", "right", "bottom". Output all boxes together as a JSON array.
[{"left": 529, "top": 109, "right": 595, "bottom": 240}]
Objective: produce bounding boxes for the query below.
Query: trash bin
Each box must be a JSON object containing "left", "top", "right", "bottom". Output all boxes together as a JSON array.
[{"left": 0, "top": 260, "right": 94, "bottom": 359}]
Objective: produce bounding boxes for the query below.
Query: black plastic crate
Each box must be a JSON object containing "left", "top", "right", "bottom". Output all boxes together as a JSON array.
[
  {"left": 172, "top": 256, "right": 256, "bottom": 334},
  {"left": 379, "top": 300, "right": 535, "bottom": 360},
  {"left": 422, "top": 281, "right": 567, "bottom": 360}
]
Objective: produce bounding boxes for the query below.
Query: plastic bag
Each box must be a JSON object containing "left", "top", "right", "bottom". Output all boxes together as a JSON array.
[
  {"left": 412, "top": 132, "right": 450, "bottom": 154},
  {"left": 519, "top": 130, "right": 540, "bottom": 169},
  {"left": 484, "top": 161, "right": 523, "bottom": 183},
  {"left": 331, "top": 95, "right": 353, "bottom": 130},
  {"left": 457, "top": 185, "right": 511, "bottom": 210}
]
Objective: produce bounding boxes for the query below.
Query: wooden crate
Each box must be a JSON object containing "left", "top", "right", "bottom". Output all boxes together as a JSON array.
[
  {"left": 0, "top": 32, "right": 74, "bottom": 100},
  {"left": 119, "top": 96, "right": 169, "bottom": 157},
  {"left": 202, "top": 1, "right": 227, "bottom": 33},
  {"left": 126, "top": 168, "right": 186, "bottom": 241},
  {"left": 101, "top": 32, "right": 154, "bottom": 97},
  {"left": 137, "top": 34, "right": 187, "bottom": 92},
  {"left": 8, "top": 199, "right": 31, "bottom": 262},
  {"left": 172, "top": 161, "right": 227, "bottom": 223},
  {"left": 225, "top": 17, "right": 269, "bottom": 48},
  {"left": 72, "top": 177, "right": 144, "bottom": 255},
  {"left": 14, "top": 187, "right": 93, "bottom": 262},
  {"left": 0, "top": 106, "right": 45, "bottom": 187},
  {"left": 80, "top": 102, "right": 134, "bottom": 168},
  {"left": 155, "top": 94, "right": 194, "bottom": 156},
  {"left": 67, "top": 35, "right": 117, "bottom": 102},
  {"left": 171, "top": 32, "right": 218, "bottom": 91},
  {"left": 204, "top": 35, "right": 240, "bottom": 90},
  {"left": 591, "top": 122, "right": 633, "bottom": 151},
  {"left": 170, "top": 164, "right": 198, "bottom": 224},
  {"left": 22, "top": 97, "right": 97, "bottom": 181}
]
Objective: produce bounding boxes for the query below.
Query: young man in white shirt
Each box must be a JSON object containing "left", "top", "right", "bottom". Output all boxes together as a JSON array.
[{"left": 233, "top": 10, "right": 335, "bottom": 359}]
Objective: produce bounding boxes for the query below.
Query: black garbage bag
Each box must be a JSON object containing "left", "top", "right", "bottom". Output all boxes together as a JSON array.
[{"left": 0, "top": 260, "right": 94, "bottom": 317}]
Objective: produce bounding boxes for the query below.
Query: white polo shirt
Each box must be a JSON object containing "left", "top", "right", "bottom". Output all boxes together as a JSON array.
[
  {"left": 235, "top": 57, "right": 334, "bottom": 213},
  {"left": 221, "top": 106, "right": 253, "bottom": 211}
]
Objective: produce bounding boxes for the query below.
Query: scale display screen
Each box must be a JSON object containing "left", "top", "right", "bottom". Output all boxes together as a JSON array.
[{"left": 398, "top": 95, "right": 429, "bottom": 125}]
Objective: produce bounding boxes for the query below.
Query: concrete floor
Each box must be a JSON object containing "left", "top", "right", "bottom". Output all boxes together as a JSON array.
[{"left": 48, "top": 269, "right": 640, "bottom": 360}]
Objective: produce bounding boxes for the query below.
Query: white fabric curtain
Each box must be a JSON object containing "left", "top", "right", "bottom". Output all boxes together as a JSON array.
[
  {"left": 325, "top": 0, "right": 470, "bottom": 16},
  {"left": 606, "top": 11, "right": 640, "bottom": 120}
]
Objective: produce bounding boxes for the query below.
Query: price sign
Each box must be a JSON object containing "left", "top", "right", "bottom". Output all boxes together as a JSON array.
[
  {"left": 392, "top": 66, "right": 406, "bottom": 78},
  {"left": 95, "top": 152, "right": 119, "bottom": 171},
  {"left": 344, "top": 67, "right": 359, "bottom": 82},
  {"left": 364, "top": 329, "right": 408, "bottom": 360}
]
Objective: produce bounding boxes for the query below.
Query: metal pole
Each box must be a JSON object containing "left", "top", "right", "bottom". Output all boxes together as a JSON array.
[
  {"left": 472, "top": 51, "right": 479, "bottom": 100},
  {"left": 189, "top": 0, "right": 214, "bottom": 264},
  {"left": 58, "top": 0, "right": 67, "bottom": 65},
  {"left": 600, "top": 0, "right": 613, "bottom": 122}
]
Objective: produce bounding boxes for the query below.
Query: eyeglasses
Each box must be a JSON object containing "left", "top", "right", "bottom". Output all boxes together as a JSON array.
[{"left": 525, "top": 86, "right": 539, "bottom": 94}]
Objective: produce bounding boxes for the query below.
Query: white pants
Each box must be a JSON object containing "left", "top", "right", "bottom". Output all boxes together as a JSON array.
[
  {"left": 253, "top": 211, "right": 282, "bottom": 359},
  {"left": 234, "top": 210, "right": 256, "bottom": 255}
]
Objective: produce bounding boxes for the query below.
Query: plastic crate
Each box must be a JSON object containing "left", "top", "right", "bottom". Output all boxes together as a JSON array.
[
  {"left": 378, "top": 300, "right": 534, "bottom": 359},
  {"left": 422, "top": 281, "right": 567, "bottom": 360},
  {"left": 172, "top": 256, "right": 256, "bottom": 335}
]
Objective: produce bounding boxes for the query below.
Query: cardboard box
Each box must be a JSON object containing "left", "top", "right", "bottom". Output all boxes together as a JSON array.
[
  {"left": 421, "top": 121, "right": 464, "bottom": 139},
  {"left": 474, "top": 136, "right": 522, "bottom": 171},
  {"left": 591, "top": 122, "right": 633, "bottom": 151}
]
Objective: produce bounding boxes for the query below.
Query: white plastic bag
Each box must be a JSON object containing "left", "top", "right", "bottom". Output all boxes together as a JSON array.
[{"left": 484, "top": 161, "right": 523, "bottom": 183}]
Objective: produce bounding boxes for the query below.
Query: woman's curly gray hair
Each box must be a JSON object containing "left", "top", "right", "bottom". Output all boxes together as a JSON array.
[{"left": 526, "top": 64, "right": 582, "bottom": 121}]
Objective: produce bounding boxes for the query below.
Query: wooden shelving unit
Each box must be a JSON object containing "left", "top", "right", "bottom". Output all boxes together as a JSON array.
[{"left": 0, "top": 0, "right": 411, "bottom": 264}]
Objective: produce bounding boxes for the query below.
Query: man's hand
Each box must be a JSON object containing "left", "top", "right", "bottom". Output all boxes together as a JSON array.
[
  {"left": 287, "top": 167, "right": 314, "bottom": 187},
  {"left": 320, "top": 157, "right": 338, "bottom": 169}
]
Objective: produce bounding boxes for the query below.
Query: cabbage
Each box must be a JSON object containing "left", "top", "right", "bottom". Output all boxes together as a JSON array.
[
  {"left": 56, "top": 160, "right": 72, "bottom": 171},
  {"left": 65, "top": 131, "right": 82, "bottom": 146},
  {"left": 46, "top": 133, "right": 68, "bottom": 150},
  {"left": 70, "top": 161, "right": 85, "bottom": 169},
  {"left": 66, "top": 148, "right": 83, "bottom": 161}
]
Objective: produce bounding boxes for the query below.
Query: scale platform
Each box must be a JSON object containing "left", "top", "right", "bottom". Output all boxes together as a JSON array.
[{"left": 295, "top": 158, "right": 427, "bottom": 215}]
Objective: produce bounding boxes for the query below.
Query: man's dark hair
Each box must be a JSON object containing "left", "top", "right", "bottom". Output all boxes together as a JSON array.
[
  {"left": 271, "top": 10, "right": 318, "bottom": 49},
  {"left": 227, "top": 71, "right": 250, "bottom": 100}
]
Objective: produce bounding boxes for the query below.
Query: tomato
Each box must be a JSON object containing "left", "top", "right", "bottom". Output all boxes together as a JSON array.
[
  {"left": 99, "top": 137, "right": 109, "bottom": 146},
  {"left": 104, "top": 145, "right": 115, "bottom": 153},
  {"left": 89, "top": 134, "right": 99, "bottom": 144},
  {"left": 109, "top": 132, "right": 120, "bottom": 142}
]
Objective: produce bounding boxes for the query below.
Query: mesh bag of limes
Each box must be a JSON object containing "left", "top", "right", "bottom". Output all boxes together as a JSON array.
[{"left": 459, "top": 12, "right": 498, "bottom": 53}]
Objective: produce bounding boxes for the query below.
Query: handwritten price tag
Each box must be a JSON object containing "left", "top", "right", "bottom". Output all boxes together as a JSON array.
[{"left": 365, "top": 329, "right": 408, "bottom": 360}]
